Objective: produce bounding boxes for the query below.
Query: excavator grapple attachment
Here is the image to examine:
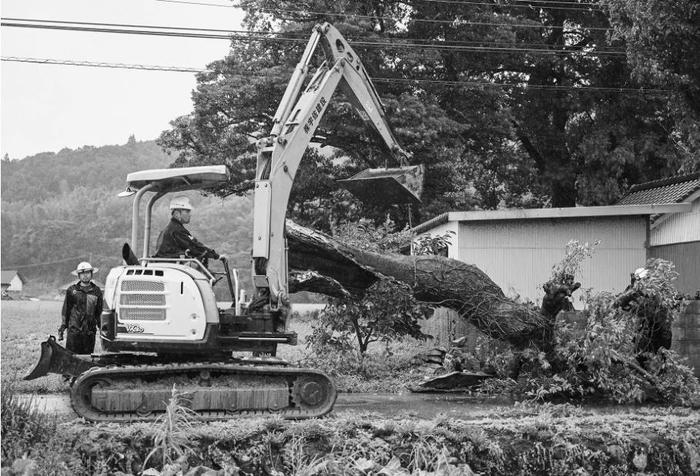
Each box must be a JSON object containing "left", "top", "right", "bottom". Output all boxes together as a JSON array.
[{"left": 338, "top": 164, "right": 423, "bottom": 205}]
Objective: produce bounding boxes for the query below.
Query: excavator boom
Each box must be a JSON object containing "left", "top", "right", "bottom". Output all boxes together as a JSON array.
[{"left": 252, "top": 22, "right": 422, "bottom": 306}]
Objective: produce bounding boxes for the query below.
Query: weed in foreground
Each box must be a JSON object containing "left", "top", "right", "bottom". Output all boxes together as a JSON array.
[
  {"left": 143, "top": 385, "right": 197, "bottom": 472},
  {"left": 1, "top": 382, "right": 57, "bottom": 463}
]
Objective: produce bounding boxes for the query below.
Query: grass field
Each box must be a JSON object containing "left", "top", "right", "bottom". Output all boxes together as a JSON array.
[
  {"left": 1, "top": 301, "right": 68, "bottom": 393},
  {"left": 0, "top": 301, "right": 320, "bottom": 394},
  {"left": 4, "top": 305, "right": 700, "bottom": 475}
]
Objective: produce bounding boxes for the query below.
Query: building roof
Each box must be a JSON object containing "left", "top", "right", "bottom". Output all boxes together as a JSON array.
[
  {"left": 412, "top": 203, "right": 691, "bottom": 234},
  {"left": 617, "top": 172, "right": 700, "bottom": 205},
  {"left": 1, "top": 270, "right": 26, "bottom": 285}
]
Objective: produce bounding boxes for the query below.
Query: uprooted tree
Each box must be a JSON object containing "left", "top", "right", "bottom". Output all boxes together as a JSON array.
[
  {"left": 286, "top": 222, "right": 699, "bottom": 403},
  {"left": 285, "top": 220, "right": 550, "bottom": 349}
]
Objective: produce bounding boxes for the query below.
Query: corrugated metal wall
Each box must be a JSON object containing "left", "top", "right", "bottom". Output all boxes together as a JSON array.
[
  {"left": 649, "top": 241, "right": 700, "bottom": 296},
  {"left": 457, "top": 216, "right": 648, "bottom": 308},
  {"left": 651, "top": 199, "right": 700, "bottom": 246}
]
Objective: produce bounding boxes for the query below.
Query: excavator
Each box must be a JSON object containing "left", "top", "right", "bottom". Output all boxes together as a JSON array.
[{"left": 25, "top": 23, "right": 423, "bottom": 421}]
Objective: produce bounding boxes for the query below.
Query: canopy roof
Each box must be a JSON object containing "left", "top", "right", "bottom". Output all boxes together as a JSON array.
[{"left": 126, "top": 165, "right": 229, "bottom": 193}]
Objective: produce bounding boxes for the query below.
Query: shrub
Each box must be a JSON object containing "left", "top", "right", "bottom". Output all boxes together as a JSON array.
[
  {"left": 1, "top": 383, "right": 57, "bottom": 462},
  {"left": 307, "top": 280, "right": 431, "bottom": 356},
  {"left": 522, "top": 259, "right": 698, "bottom": 404},
  {"left": 302, "top": 338, "right": 430, "bottom": 392}
]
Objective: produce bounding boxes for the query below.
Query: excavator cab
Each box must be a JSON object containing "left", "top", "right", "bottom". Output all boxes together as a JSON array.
[{"left": 99, "top": 164, "right": 296, "bottom": 356}]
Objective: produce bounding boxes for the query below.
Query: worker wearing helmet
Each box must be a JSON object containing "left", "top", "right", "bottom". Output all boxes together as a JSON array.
[
  {"left": 154, "top": 196, "right": 226, "bottom": 264},
  {"left": 59, "top": 262, "right": 103, "bottom": 356}
]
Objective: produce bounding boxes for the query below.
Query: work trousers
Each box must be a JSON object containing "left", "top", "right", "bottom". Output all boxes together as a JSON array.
[{"left": 66, "top": 332, "right": 96, "bottom": 354}]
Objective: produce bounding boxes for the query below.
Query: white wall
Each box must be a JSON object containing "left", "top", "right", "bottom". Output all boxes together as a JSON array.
[
  {"left": 456, "top": 216, "right": 648, "bottom": 308},
  {"left": 651, "top": 196, "right": 700, "bottom": 246},
  {"left": 6, "top": 275, "right": 23, "bottom": 292}
]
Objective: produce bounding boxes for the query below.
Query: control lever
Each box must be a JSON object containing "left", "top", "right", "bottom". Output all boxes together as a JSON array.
[{"left": 221, "top": 257, "right": 236, "bottom": 309}]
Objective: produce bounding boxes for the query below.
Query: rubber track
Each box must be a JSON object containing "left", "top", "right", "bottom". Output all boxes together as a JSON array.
[{"left": 70, "top": 362, "right": 337, "bottom": 422}]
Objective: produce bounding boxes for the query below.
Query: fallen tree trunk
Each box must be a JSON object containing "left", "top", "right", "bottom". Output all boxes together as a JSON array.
[{"left": 286, "top": 221, "right": 549, "bottom": 349}]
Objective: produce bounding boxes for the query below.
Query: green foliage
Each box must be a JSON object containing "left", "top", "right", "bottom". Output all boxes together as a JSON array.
[
  {"left": 1, "top": 384, "right": 57, "bottom": 462},
  {"left": 549, "top": 239, "right": 599, "bottom": 285},
  {"left": 306, "top": 219, "right": 431, "bottom": 357},
  {"left": 302, "top": 337, "right": 424, "bottom": 392},
  {"left": 413, "top": 230, "right": 455, "bottom": 256},
  {"left": 331, "top": 216, "right": 411, "bottom": 253},
  {"left": 3, "top": 409, "right": 700, "bottom": 475},
  {"left": 307, "top": 280, "right": 431, "bottom": 356},
  {"left": 529, "top": 259, "right": 697, "bottom": 404},
  {"left": 467, "top": 256, "right": 699, "bottom": 405}
]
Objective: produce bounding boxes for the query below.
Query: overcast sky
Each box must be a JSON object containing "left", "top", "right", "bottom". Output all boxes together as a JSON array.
[{"left": 1, "top": 0, "right": 244, "bottom": 160}]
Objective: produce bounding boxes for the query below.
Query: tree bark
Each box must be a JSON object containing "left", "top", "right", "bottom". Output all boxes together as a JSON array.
[{"left": 286, "top": 221, "right": 549, "bottom": 349}]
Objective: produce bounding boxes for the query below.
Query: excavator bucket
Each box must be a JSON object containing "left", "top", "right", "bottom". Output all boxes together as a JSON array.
[
  {"left": 24, "top": 336, "right": 98, "bottom": 380},
  {"left": 338, "top": 165, "right": 424, "bottom": 205}
]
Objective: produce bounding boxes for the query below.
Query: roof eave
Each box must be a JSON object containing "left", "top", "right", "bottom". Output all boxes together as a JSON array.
[{"left": 412, "top": 203, "right": 691, "bottom": 232}]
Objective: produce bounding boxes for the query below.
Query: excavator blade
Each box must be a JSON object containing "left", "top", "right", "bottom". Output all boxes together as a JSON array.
[
  {"left": 24, "top": 336, "right": 99, "bottom": 380},
  {"left": 338, "top": 164, "right": 423, "bottom": 205}
]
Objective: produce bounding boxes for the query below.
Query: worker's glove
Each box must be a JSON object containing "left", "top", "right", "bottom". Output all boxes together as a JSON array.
[
  {"left": 219, "top": 254, "right": 228, "bottom": 262},
  {"left": 58, "top": 324, "right": 66, "bottom": 341}
]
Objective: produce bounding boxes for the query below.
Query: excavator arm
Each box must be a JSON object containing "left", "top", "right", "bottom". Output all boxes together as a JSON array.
[{"left": 251, "top": 22, "right": 420, "bottom": 308}]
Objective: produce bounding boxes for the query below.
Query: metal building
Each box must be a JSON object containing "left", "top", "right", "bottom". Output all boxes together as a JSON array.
[
  {"left": 413, "top": 203, "right": 694, "bottom": 309},
  {"left": 617, "top": 173, "right": 700, "bottom": 296}
]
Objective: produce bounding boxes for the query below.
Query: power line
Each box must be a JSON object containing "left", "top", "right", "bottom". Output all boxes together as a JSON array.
[
  {"left": 1, "top": 56, "right": 203, "bottom": 73},
  {"left": 374, "top": 76, "right": 669, "bottom": 93},
  {"left": 158, "top": 0, "right": 607, "bottom": 13},
  {"left": 2, "top": 17, "right": 623, "bottom": 51},
  {"left": 1, "top": 19, "right": 625, "bottom": 55},
  {"left": 259, "top": 7, "right": 612, "bottom": 30},
  {"left": 420, "top": 0, "right": 605, "bottom": 9},
  {"left": 2, "top": 56, "right": 672, "bottom": 94},
  {"left": 151, "top": 2, "right": 613, "bottom": 30},
  {"left": 156, "top": 0, "right": 236, "bottom": 7}
]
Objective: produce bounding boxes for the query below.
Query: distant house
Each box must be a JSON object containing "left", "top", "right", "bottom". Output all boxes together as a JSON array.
[
  {"left": 1, "top": 270, "right": 26, "bottom": 295},
  {"left": 617, "top": 172, "right": 700, "bottom": 295}
]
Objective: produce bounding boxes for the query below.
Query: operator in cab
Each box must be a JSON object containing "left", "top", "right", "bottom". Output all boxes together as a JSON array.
[{"left": 154, "top": 196, "right": 226, "bottom": 265}]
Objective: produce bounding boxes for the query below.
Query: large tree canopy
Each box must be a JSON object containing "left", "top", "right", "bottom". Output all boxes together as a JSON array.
[{"left": 158, "top": 0, "right": 699, "bottom": 225}]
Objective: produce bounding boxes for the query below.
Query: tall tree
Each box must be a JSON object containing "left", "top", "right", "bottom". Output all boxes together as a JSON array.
[
  {"left": 603, "top": 0, "right": 700, "bottom": 173},
  {"left": 158, "top": 0, "right": 696, "bottom": 221}
]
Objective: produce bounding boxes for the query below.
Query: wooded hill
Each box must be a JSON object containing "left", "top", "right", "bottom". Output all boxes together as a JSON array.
[{"left": 1, "top": 138, "right": 254, "bottom": 297}]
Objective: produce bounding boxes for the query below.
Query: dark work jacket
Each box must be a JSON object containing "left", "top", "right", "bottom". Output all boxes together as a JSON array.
[
  {"left": 154, "top": 217, "right": 220, "bottom": 260},
  {"left": 62, "top": 282, "right": 103, "bottom": 335}
]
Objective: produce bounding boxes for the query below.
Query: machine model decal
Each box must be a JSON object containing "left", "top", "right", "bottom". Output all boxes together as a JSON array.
[{"left": 124, "top": 323, "right": 145, "bottom": 333}]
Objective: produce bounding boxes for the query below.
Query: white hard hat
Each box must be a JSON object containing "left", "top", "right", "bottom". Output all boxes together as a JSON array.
[
  {"left": 169, "top": 196, "right": 193, "bottom": 211},
  {"left": 633, "top": 267, "right": 649, "bottom": 279},
  {"left": 72, "top": 261, "right": 98, "bottom": 276}
]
